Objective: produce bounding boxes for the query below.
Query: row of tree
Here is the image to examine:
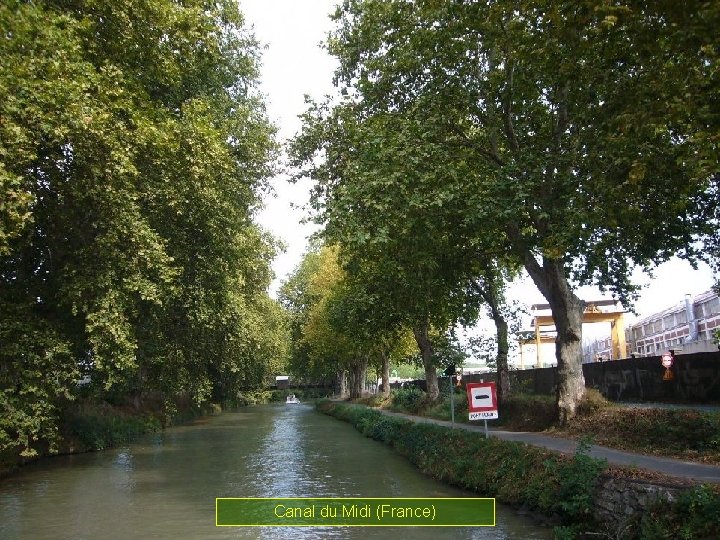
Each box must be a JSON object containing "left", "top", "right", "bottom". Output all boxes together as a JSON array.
[
  {"left": 288, "top": 0, "right": 719, "bottom": 422},
  {"left": 279, "top": 244, "right": 419, "bottom": 399},
  {"left": 0, "top": 1, "right": 287, "bottom": 457}
]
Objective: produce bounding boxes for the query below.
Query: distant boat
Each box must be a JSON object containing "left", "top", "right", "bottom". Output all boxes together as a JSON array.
[{"left": 286, "top": 394, "right": 300, "bottom": 404}]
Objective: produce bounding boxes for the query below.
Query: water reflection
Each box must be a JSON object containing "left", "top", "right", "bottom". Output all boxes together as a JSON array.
[{"left": 0, "top": 405, "right": 550, "bottom": 539}]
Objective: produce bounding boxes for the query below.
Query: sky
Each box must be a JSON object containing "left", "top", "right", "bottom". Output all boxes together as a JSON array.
[
  {"left": 242, "top": 1, "right": 717, "bottom": 337},
  {"left": 241, "top": 0, "right": 335, "bottom": 298}
]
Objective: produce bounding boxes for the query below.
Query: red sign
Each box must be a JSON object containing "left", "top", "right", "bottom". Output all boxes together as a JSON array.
[
  {"left": 661, "top": 351, "right": 673, "bottom": 368},
  {"left": 466, "top": 382, "right": 498, "bottom": 420}
]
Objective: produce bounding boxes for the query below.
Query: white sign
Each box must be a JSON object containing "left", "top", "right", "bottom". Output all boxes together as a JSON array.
[
  {"left": 470, "top": 389, "right": 493, "bottom": 408},
  {"left": 469, "top": 411, "right": 498, "bottom": 420}
]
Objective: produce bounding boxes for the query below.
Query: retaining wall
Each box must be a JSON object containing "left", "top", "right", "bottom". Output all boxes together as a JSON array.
[{"left": 594, "top": 476, "right": 682, "bottom": 533}]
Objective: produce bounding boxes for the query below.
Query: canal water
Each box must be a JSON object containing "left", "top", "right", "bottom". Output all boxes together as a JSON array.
[{"left": 0, "top": 405, "right": 550, "bottom": 539}]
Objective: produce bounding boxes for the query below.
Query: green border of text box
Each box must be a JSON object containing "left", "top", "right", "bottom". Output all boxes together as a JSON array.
[{"left": 216, "top": 497, "right": 495, "bottom": 527}]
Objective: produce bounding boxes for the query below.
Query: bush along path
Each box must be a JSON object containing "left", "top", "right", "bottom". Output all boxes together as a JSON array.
[
  {"left": 317, "top": 401, "right": 720, "bottom": 539},
  {"left": 378, "top": 409, "right": 720, "bottom": 485}
]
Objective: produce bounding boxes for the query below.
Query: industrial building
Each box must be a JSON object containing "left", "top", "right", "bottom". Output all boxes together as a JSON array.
[{"left": 583, "top": 290, "right": 720, "bottom": 362}]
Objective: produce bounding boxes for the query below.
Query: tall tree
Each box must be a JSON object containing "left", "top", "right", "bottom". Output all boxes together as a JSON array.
[
  {"left": 0, "top": 0, "right": 279, "bottom": 455},
  {"left": 314, "top": 0, "right": 719, "bottom": 423},
  {"left": 292, "top": 104, "right": 485, "bottom": 400}
]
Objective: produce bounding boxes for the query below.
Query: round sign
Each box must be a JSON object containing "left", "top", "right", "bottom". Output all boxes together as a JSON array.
[{"left": 661, "top": 352, "right": 673, "bottom": 368}]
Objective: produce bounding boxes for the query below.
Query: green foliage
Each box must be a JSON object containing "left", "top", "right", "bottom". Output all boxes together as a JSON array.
[
  {"left": 353, "top": 393, "right": 391, "bottom": 408},
  {"left": 423, "top": 390, "right": 468, "bottom": 423},
  {"left": 0, "top": 302, "right": 78, "bottom": 456},
  {"left": 296, "top": 0, "right": 720, "bottom": 423},
  {"left": 390, "top": 362, "right": 424, "bottom": 380},
  {"left": 235, "top": 390, "right": 274, "bottom": 406},
  {"left": 318, "top": 402, "right": 606, "bottom": 529},
  {"left": 0, "top": 0, "right": 283, "bottom": 462},
  {"left": 548, "top": 437, "right": 607, "bottom": 520},
  {"left": 66, "top": 408, "right": 161, "bottom": 452},
  {"left": 389, "top": 387, "right": 427, "bottom": 414},
  {"left": 632, "top": 485, "right": 720, "bottom": 540},
  {"left": 279, "top": 244, "right": 415, "bottom": 398},
  {"left": 279, "top": 246, "right": 352, "bottom": 383}
]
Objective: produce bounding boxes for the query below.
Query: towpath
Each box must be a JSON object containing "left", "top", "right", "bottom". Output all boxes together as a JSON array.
[{"left": 373, "top": 409, "right": 720, "bottom": 484}]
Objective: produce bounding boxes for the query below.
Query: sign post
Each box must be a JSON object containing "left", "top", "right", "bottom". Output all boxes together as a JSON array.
[
  {"left": 450, "top": 368, "right": 463, "bottom": 427},
  {"left": 450, "top": 380, "right": 455, "bottom": 426},
  {"left": 443, "top": 365, "right": 455, "bottom": 427},
  {"left": 466, "top": 381, "right": 498, "bottom": 438}
]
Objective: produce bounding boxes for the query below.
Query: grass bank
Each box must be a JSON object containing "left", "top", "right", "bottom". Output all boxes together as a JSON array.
[
  {"left": 377, "top": 388, "right": 720, "bottom": 465},
  {"left": 318, "top": 400, "right": 720, "bottom": 539},
  {"left": 319, "top": 400, "right": 605, "bottom": 536}
]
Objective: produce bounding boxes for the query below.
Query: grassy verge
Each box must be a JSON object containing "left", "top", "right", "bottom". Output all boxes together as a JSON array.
[
  {"left": 318, "top": 400, "right": 606, "bottom": 536},
  {"left": 319, "top": 400, "right": 720, "bottom": 539},
  {"left": 555, "top": 406, "right": 720, "bottom": 465},
  {"left": 376, "top": 388, "right": 720, "bottom": 465}
]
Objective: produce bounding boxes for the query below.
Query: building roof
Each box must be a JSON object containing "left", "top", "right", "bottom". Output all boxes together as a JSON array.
[{"left": 632, "top": 289, "right": 717, "bottom": 327}]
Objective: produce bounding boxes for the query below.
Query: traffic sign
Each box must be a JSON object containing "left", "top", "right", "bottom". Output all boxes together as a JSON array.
[
  {"left": 466, "top": 382, "right": 498, "bottom": 420},
  {"left": 661, "top": 351, "right": 673, "bottom": 368}
]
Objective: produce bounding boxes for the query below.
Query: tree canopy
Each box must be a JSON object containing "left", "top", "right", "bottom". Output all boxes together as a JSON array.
[
  {"left": 0, "top": 0, "right": 286, "bottom": 456},
  {"left": 292, "top": 0, "right": 719, "bottom": 422}
]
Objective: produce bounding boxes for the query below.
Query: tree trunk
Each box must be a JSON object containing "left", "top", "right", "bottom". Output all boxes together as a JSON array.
[
  {"left": 349, "top": 360, "right": 367, "bottom": 400},
  {"left": 413, "top": 323, "right": 439, "bottom": 400},
  {"left": 336, "top": 370, "right": 348, "bottom": 399},
  {"left": 471, "top": 278, "right": 510, "bottom": 407},
  {"left": 493, "top": 314, "right": 510, "bottom": 407},
  {"left": 381, "top": 351, "right": 390, "bottom": 397},
  {"left": 523, "top": 255, "right": 585, "bottom": 425}
]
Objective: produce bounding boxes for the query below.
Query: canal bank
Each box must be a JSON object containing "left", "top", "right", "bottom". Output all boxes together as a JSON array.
[
  {"left": 0, "top": 404, "right": 549, "bottom": 539},
  {"left": 318, "top": 401, "right": 720, "bottom": 539},
  {"left": 0, "top": 389, "right": 328, "bottom": 480}
]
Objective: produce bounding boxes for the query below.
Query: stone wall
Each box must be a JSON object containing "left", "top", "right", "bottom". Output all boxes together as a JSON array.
[{"left": 594, "top": 476, "right": 683, "bottom": 532}]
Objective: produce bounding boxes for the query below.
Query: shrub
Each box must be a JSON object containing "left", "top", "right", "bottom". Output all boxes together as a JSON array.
[
  {"left": 632, "top": 484, "right": 720, "bottom": 539},
  {"left": 67, "top": 409, "right": 161, "bottom": 451},
  {"left": 389, "top": 387, "right": 427, "bottom": 413},
  {"left": 423, "top": 390, "right": 468, "bottom": 422},
  {"left": 494, "top": 393, "right": 557, "bottom": 430},
  {"left": 317, "top": 401, "right": 607, "bottom": 530},
  {"left": 577, "top": 388, "right": 613, "bottom": 415},
  {"left": 354, "top": 394, "right": 391, "bottom": 407}
]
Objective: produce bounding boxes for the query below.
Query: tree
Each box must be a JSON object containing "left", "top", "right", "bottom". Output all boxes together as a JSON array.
[
  {"left": 0, "top": 0, "right": 279, "bottom": 454},
  {"left": 466, "top": 263, "right": 525, "bottom": 407},
  {"left": 317, "top": 0, "right": 719, "bottom": 423},
  {"left": 280, "top": 245, "right": 342, "bottom": 388},
  {"left": 292, "top": 103, "right": 486, "bottom": 400}
]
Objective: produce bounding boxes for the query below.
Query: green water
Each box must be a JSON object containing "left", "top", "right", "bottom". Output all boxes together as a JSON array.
[{"left": 0, "top": 404, "right": 550, "bottom": 539}]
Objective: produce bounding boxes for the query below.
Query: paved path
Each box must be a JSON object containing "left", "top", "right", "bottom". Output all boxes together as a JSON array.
[{"left": 374, "top": 409, "right": 720, "bottom": 484}]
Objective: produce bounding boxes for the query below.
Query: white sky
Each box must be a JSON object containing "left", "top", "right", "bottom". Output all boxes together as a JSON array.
[
  {"left": 242, "top": 0, "right": 335, "bottom": 297},
  {"left": 243, "top": 1, "right": 717, "bottom": 333}
]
